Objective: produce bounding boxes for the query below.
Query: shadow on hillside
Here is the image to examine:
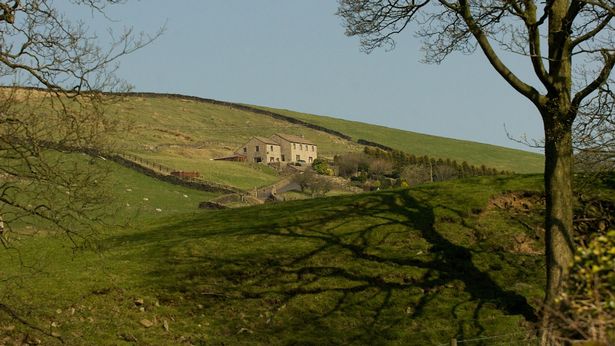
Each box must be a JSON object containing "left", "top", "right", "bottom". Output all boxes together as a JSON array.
[{"left": 110, "top": 189, "right": 538, "bottom": 344}]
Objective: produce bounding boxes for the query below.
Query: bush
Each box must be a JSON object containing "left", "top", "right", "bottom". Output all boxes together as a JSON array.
[
  {"left": 371, "top": 180, "right": 381, "bottom": 190},
  {"left": 551, "top": 230, "right": 615, "bottom": 344},
  {"left": 312, "top": 158, "right": 331, "bottom": 175}
]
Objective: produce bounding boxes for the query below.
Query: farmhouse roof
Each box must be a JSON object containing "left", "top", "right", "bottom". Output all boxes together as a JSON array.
[
  {"left": 254, "top": 136, "right": 280, "bottom": 145},
  {"left": 274, "top": 133, "right": 315, "bottom": 145}
]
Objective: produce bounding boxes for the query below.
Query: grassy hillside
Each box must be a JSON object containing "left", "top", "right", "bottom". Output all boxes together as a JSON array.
[
  {"left": 6, "top": 157, "right": 221, "bottom": 233},
  {"left": 253, "top": 105, "right": 544, "bottom": 174},
  {"left": 110, "top": 96, "right": 361, "bottom": 157},
  {"left": 5, "top": 89, "right": 544, "bottom": 189},
  {"left": 0, "top": 175, "right": 552, "bottom": 345},
  {"left": 105, "top": 96, "right": 362, "bottom": 189}
]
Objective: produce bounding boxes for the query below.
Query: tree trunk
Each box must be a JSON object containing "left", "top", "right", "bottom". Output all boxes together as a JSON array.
[
  {"left": 541, "top": 112, "right": 575, "bottom": 344},
  {"left": 543, "top": 116, "right": 575, "bottom": 302}
]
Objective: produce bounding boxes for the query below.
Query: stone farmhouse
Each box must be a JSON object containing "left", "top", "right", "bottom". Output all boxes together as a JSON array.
[{"left": 236, "top": 133, "right": 317, "bottom": 164}]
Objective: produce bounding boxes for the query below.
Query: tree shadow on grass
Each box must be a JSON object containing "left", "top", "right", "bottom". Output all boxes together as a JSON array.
[{"left": 110, "top": 189, "right": 539, "bottom": 345}]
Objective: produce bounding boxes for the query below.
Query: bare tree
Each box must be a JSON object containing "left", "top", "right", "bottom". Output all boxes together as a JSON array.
[
  {"left": 433, "top": 164, "right": 458, "bottom": 181},
  {"left": 0, "top": 1, "right": 159, "bottom": 338},
  {"left": 400, "top": 164, "right": 431, "bottom": 185},
  {"left": 0, "top": 0, "right": 159, "bottom": 240},
  {"left": 338, "top": 0, "right": 615, "bottom": 301},
  {"left": 368, "top": 158, "right": 394, "bottom": 177},
  {"left": 292, "top": 170, "right": 334, "bottom": 196},
  {"left": 574, "top": 79, "right": 614, "bottom": 171},
  {"left": 337, "top": 0, "right": 613, "bottom": 338},
  {"left": 335, "top": 152, "right": 370, "bottom": 177}
]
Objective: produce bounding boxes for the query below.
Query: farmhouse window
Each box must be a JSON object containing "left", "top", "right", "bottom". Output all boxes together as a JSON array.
[
  {"left": 243, "top": 147, "right": 247, "bottom": 153},
  {"left": 270, "top": 145, "right": 274, "bottom": 151},
  {"left": 256, "top": 145, "right": 259, "bottom": 152},
  {"left": 309, "top": 157, "right": 313, "bottom": 163},
  {"left": 293, "top": 143, "right": 296, "bottom": 149},
  {"left": 281, "top": 155, "right": 285, "bottom": 161},
  {"left": 270, "top": 157, "right": 274, "bottom": 162},
  {"left": 312, "top": 145, "right": 315, "bottom": 151},
  {"left": 296, "top": 155, "right": 300, "bottom": 161}
]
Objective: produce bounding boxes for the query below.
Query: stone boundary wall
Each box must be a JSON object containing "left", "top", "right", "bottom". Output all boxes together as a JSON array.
[{"left": 357, "top": 139, "right": 394, "bottom": 152}]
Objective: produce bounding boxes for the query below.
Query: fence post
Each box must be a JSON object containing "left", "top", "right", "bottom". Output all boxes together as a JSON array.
[{"left": 450, "top": 338, "right": 457, "bottom": 346}]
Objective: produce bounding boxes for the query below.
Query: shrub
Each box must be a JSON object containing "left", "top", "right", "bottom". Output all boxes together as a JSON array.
[
  {"left": 551, "top": 230, "right": 615, "bottom": 344},
  {"left": 312, "top": 158, "right": 330, "bottom": 175}
]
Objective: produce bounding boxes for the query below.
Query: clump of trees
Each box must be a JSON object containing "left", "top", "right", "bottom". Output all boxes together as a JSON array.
[
  {"left": 334, "top": 152, "right": 371, "bottom": 178},
  {"left": 292, "top": 170, "right": 334, "bottom": 197},
  {"left": 364, "top": 146, "right": 508, "bottom": 178},
  {"left": 332, "top": 147, "right": 508, "bottom": 191}
]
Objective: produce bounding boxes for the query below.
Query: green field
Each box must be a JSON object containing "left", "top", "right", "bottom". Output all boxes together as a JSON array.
[
  {"left": 135, "top": 150, "right": 281, "bottom": 190},
  {"left": 100, "top": 159, "right": 221, "bottom": 221},
  {"left": 0, "top": 174, "right": 555, "bottom": 345},
  {"left": 252, "top": 105, "right": 545, "bottom": 174}
]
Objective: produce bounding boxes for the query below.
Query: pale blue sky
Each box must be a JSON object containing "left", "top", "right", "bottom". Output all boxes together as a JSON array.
[{"left": 70, "top": 0, "right": 545, "bottom": 152}]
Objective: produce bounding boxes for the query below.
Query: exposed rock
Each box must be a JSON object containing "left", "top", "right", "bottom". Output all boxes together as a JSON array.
[
  {"left": 162, "top": 319, "right": 169, "bottom": 332},
  {"left": 139, "top": 319, "right": 154, "bottom": 328},
  {"left": 25, "top": 335, "right": 42, "bottom": 345}
]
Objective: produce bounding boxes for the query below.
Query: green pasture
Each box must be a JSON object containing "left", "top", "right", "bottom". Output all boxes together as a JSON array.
[
  {"left": 135, "top": 151, "right": 280, "bottom": 190},
  {"left": 100, "top": 159, "right": 220, "bottom": 222},
  {"left": 0, "top": 175, "right": 554, "bottom": 345}
]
